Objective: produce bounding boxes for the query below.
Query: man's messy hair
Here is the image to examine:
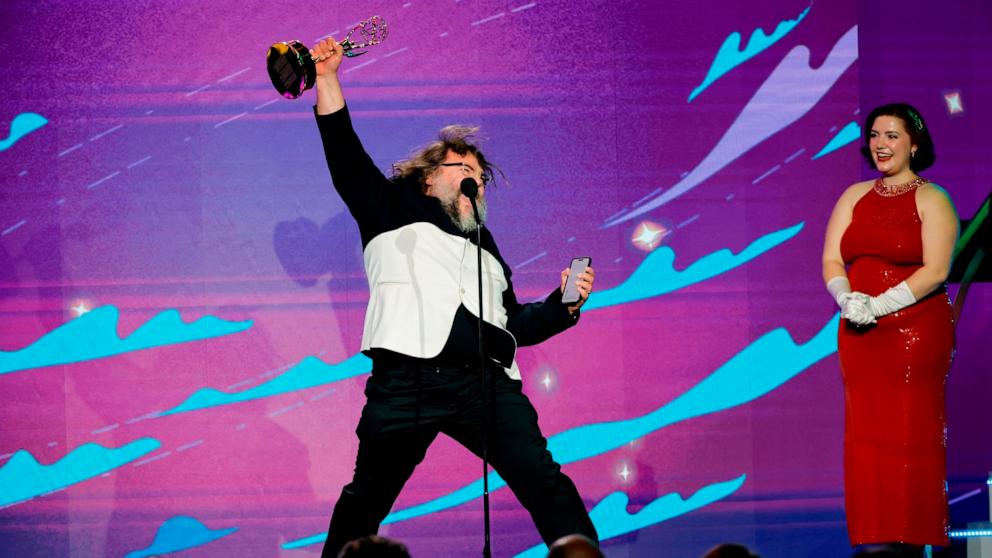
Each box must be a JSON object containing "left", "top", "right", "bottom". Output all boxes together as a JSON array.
[{"left": 392, "top": 125, "right": 501, "bottom": 191}]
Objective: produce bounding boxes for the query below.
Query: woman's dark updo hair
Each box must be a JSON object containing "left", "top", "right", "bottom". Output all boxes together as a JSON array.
[{"left": 859, "top": 102, "right": 936, "bottom": 172}]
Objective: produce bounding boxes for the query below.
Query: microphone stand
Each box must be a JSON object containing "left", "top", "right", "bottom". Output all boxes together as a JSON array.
[{"left": 461, "top": 179, "right": 491, "bottom": 558}]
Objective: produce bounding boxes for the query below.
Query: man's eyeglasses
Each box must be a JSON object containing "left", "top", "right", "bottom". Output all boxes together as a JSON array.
[{"left": 438, "top": 162, "right": 493, "bottom": 186}]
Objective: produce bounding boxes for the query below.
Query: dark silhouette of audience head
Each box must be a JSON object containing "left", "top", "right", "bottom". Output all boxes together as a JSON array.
[
  {"left": 337, "top": 535, "right": 411, "bottom": 558},
  {"left": 547, "top": 534, "right": 604, "bottom": 558},
  {"left": 702, "top": 543, "right": 760, "bottom": 558}
]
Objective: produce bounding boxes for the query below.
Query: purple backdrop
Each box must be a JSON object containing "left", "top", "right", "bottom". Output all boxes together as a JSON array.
[{"left": 1, "top": 1, "right": 988, "bottom": 557}]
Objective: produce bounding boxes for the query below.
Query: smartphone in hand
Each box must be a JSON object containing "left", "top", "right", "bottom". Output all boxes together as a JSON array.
[{"left": 562, "top": 257, "right": 591, "bottom": 304}]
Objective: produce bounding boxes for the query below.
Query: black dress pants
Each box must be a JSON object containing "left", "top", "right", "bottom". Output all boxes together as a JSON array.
[{"left": 320, "top": 360, "right": 597, "bottom": 557}]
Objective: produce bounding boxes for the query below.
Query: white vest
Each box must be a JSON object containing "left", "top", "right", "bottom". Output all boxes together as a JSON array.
[{"left": 361, "top": 222, "right": 521, "bottom": 379}]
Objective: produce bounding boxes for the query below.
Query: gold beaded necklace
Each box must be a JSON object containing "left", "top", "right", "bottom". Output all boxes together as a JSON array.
[{"left": 873, "top": 176, "right": 928, "bottom": 197}]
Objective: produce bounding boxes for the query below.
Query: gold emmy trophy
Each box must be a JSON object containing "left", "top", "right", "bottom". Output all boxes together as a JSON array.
[{"left": 266, "top": 16, "right": 388, "bottom": 99}]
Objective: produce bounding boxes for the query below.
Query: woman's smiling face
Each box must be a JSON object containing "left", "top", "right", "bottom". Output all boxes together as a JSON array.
[{"left": 869, "top": 115, "right": 916, "bottom": 177}]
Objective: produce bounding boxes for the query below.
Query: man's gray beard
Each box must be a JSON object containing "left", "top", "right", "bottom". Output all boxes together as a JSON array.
[{"left": 441, "top": 196, "right": 487, "bottom": 233}]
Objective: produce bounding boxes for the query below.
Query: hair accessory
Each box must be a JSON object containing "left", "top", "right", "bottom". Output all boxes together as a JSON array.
[{"left": 907, "top": 109, "right": 924, "bottom": 131}]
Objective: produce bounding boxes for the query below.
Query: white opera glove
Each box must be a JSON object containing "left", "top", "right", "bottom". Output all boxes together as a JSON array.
[
  {"left": 842, "top": 293, "right": 876, "bottom": 326},
  {"left": 866, "top": 281, "right": 917, "bottom": 318},
  {"left": 825, "top": 276, "right": 854, "bottom": 308}
]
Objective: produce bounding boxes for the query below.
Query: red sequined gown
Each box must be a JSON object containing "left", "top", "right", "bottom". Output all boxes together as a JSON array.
[{"left": 838, "top": 180, "right": 954, "bottom": 546}]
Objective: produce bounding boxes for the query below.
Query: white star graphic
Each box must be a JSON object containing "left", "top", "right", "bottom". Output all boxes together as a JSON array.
[
  {"left": 631, "top": 221, "right": 669, "bottom": 252},
  {"left": 71, "top": 302, "right": 91, "bottom": 317},
  {"left": 944, "top": 92, "right": 964, "bottom": 114},
  {"left": 635, "top": 226, "right": 662, "bottom": 246}
]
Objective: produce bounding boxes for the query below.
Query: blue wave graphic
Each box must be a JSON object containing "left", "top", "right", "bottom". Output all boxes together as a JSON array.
[
  {"left": 584, "top": 223, "right": 803, "bottom": 311},
  {"left": 162, "top": 224, "right": 798, "bottom": 416},
  {"left": 283, "top": 313, "right": 840, "bottom": 548},
  {"left": 812, "top": 120, "right": 860, "bottom": 159},
  {"left": 688, "top": 5, "right": 811, "bottom": 101},
  {"left": 0, "top": 112, "right": 47, "bottom": 152},
  {"left": 513, "top": 475, "right": 747, "bottom": 557},
  {"left": 124, "top": 515, "right": 237, "bottom": 558},
  {"left": 0, "top": 438, "right": 160, "bottom": 507},
  {"left": 608, "top": 25, "right": 858, "bottom": 227},
  {"left": 0, "top": 305, "right": 253, "bottom": 375},
  {"left": 162, "top": 353, "right": 372, "bottom": 415}
]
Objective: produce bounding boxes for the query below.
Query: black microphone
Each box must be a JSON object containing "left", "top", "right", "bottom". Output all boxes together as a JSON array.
[
  {"left": 460, "top": 178, "right": 481, "bottom": 226},
  {"left": 459, "top": 177, "right": 478, "bottom": 199}
]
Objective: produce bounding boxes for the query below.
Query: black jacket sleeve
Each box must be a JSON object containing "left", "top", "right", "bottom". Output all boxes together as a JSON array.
[
  {"left": 315, "top": 106, "right": 394, "bottom": 242},
  {"left": 484, "top": 229, "right": 579, "bottom": 346},
  {"left": 503, "top": 281, "right": 580, "bottom": 347}
]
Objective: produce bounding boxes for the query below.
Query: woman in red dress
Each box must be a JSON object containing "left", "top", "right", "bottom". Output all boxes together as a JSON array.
[{"left": 821, "top": 103, "right": 959, "bottom": 551}]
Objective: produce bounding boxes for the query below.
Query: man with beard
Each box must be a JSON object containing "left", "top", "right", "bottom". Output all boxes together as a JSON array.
[{"left": 308, "top": 38, "right": 599, "bottom": 557}]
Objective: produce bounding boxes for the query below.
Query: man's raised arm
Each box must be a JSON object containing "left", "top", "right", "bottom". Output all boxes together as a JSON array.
[{"left": 312, "top": 38, "right": 345, "bottom": 115}]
